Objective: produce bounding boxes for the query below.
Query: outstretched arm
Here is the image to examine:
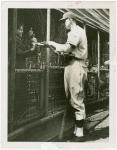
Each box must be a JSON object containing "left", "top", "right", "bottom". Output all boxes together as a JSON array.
[
  {"left": 48, "top": 41, "right": 74, "bottom": 53},
  {"left": 16, "top": 43, "right": 37, "bottom": 57}
]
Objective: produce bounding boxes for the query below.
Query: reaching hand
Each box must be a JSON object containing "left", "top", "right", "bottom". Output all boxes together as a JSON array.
[
  {"left": 40, "top": 41, "right": 49, "bottom": 46},
  {"left": 31, "top": 43, "right": 37, "bottom": 52},
  {"left": 54, "top": 49, "right": 61, "bottom": 55}
]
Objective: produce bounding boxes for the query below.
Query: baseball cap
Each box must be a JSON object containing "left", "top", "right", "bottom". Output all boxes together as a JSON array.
[{"left": 60, "top": 12, "right": 76, "bottom": 21}]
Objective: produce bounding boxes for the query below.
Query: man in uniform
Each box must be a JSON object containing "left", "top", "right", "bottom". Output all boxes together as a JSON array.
[{"left": 45, "top": 12, "right": 88, "bottom": 142}]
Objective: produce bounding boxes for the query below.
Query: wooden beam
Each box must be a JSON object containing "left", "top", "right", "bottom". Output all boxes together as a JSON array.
[
  {"left": 45, "top": 9, "right": 50, "bottom": 116},
  {"left": 76, "top": 9, "right": 108, "bottom": 31},
  {"left": 102, "top": 9, "right": 109, "bottom": 16},
  {"left": 9, "top": 9, "right": 17, "bottom": 132},
  {"left": 94, "top": 9, "right": 109, "bottom": 22},
  {"left": 58, "top": 9, "right": 109, "bottom": 33},
  {"left": 87, "top": 9, "right": 109, "bottom": 26}
]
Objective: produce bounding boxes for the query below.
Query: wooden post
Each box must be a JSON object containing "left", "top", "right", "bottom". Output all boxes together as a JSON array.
[
  {"left": 45, "top": 9, "right": 50, "bottom": 116},
  {"left": 9, "top": 9, "right": 17, "bottom": 132},
  {"left": 97, "top": 30, "right": 100, "bottom": 99}
]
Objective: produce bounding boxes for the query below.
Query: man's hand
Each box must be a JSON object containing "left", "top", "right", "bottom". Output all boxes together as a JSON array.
[
  {"left": 54, "top": 50, "right": 61, "bottom": 55},
  {"left": 31, "top": 43, "right": 38, "bottom": 52},
  {"left": 54, "top": 48, "right": 61, "bottom": 55},
  {"left": 41, "top": 41, "right": 55, "bottom": 47},
  {"left": 40, "top": 41, "right": 49, "bottom": 47}
]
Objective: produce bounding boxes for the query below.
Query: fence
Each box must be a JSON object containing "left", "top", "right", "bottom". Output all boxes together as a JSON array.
[{"left": 8, "top": 9, "right": 109, "bottom": 132}]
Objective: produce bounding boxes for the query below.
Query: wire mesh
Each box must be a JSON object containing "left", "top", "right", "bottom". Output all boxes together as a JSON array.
[
  {"left": 86, "top": 72, "right": 98, "bottom": 101},
  {"left": 100, "top": 71, "right": 109, "bottom": 98},
  {"left": 86, "top": 26, "right": 98, "bottom": 68},
  {"left": 16, "top": 9, "right": 47, "bottom": 69},
  {"left": 48, "top": 69, "right": 66, "bottom": 114},
  {"left": 8, "top": 9, "right": 48, "bottom": 126},
  {"left": 14, "top": 72, "right": 43, "bottom": 122},
  {"left": 100, "top": 32, "right": 109, "bottom": 66}
]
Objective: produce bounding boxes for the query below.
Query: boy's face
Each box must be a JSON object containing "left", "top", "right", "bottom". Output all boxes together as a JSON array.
[{"left": 17, "top": 25, "right": 23, "bottom": 38}]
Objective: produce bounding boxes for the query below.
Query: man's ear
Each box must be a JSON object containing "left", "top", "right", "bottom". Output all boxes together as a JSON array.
[
  {"left": 69, "top": 18, "right": 73, "bottom": 24},
  {"left": 68, "top": 17, "right": 71, "bottom": 21}
]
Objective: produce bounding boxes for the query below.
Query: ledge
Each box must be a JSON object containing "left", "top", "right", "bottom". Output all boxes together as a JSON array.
[{"left": 15, "top": 69, "right": 44, "bottom": 73}]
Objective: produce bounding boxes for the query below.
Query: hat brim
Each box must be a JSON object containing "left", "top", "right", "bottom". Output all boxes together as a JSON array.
[{"left": 59, "top": 17, "right": 67, "bottom": 21}]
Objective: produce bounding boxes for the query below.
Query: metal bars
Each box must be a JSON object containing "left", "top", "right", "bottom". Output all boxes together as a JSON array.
[
  {"left": 14, "top": 72, "right": 44, "bottom": 123},
  {"left": 45, "top": 9, "right": 51, "bottom": 116},
  {"left": 8, "top": 9, "right": 17, "bottom": 132},
  {"left": 48, "top": 69, "right": 66, "bottom": 114},
  {"left": 97, "top": 30, "right": 100, "bottom": 99}
]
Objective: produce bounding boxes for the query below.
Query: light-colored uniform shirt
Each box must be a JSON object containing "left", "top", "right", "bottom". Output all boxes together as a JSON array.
[{"left": 66, "top": 25, "right": 87, "bottom": 60}]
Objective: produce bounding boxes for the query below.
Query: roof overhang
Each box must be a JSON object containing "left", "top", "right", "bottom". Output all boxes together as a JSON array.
[{"left": 56, "top": 9, "right": 109, "bottom": 33}]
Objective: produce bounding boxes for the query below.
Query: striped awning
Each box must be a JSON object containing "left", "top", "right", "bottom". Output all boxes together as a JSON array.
[{"left": 56, "top": 9, "right": 109, "bottom": 33}]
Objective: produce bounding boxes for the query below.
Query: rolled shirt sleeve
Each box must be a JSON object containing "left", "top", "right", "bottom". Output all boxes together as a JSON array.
[
  {"left": 66, "top": 32, "right": 80, "bottom": 47},
  {"left": 65, "top": 26, "right": 87, "bottom": 60}
]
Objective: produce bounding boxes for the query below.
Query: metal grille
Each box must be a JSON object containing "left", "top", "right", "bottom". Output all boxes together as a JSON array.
[
  {"left": 14, "top": 72, "right": 43, "bottom": 122},
  {"left": 100, "top": 71, "right": 109, "bottom": 98},
  {"left": 49, "top": 48, "right": 67, "bottom": 66},
  {"left": 48, "top": 69, "right": 66, "bottom": 114},
  {"left": 10, "top": 9, "right": 47, "bottom": 125},
  {"left": 100, "top": 32, "right": 109, "bottom": 66},
  {"left": 15, "top": 9, "right": 48, "bottom": 69},
  {"left": 86, "top": 72, "right": 98, "bottom": 101},
  {"left": 86, "top": 26, "right": 98, "bottom": 67}
]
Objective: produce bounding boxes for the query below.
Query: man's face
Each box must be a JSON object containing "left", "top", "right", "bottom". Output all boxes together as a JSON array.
[
  {"left": 65, "top": 18, "right": 71, "bottom": 30},
  {"left": 17, "top": 25, "right": 23, "bottom": 38}
]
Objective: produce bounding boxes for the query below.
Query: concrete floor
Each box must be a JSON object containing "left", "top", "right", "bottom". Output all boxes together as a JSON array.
[
  {"left": 84, "top": 115, "right": 109, "bottom": 143},
  {"left": 49, "top": 107, "right": 109, "bottom": 142}
]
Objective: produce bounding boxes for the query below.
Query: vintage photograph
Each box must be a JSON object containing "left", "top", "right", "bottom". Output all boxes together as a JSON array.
[{"left": 7, "top": 7, "right": 110, "bottom": 143}]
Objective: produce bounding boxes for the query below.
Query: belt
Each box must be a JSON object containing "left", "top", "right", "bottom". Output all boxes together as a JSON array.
[
  {"left": 64, "top": 56, "right": 85, "bottom": 67},
  {"left": 69, "top": 56, "right": 84, "bottom": 61}
]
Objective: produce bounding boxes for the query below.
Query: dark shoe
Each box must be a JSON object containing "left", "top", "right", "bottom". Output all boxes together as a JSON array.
[{"left": 67, "top": 136, "right": 85, "bottom": 142}]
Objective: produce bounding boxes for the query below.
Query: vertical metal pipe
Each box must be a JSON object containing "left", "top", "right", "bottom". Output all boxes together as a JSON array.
[
  {"left": 47, "top": 9, "right": 50, "bottom": 42},
  {"left": 45, "top": 9, "right": 50, "bottom": 116},
  {"left": 97, "top": 30, "right": 100, "bottom": 99},
  {"left": 83, "top": 22, "right": 86, "bottom": 33},
  {"left": 83, "top": 23, "right": 88, "bottom": 64},
  {"left": 83, "top": 22, "right": 87, "bottom": 107},
  {"left": 9, "top": 9, "right": 17, "bottom": 132},
  {"left": 40, "top": 73, "right": 44, "bottom": 111}
]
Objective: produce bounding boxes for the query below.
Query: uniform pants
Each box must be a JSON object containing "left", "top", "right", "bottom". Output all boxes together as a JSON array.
[{"left": 64, "top": 59, "right": 88, "bottom": 121}]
